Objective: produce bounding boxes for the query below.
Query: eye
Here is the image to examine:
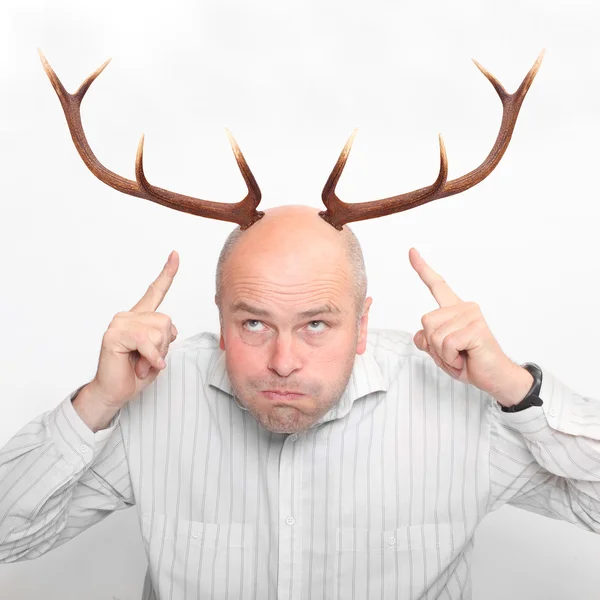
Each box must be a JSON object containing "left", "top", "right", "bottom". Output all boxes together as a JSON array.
[
  {"left": 243, "top": 319, "right": 267, "bottom": 332},
  {"left": 306, "top": 320, "right": 327, "bottom": 332}
]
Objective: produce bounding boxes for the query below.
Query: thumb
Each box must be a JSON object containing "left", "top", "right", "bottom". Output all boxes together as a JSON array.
[{"left": 414, "top": 330, "right": 428, "bottom": 352}]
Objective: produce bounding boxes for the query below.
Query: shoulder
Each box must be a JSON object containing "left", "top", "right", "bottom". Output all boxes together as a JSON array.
[
  {"left": 171, "top": 331, "right": 220, "bottom": 353},
  {"left": 366, "top": 328, "right": 428, "bottom": 360},
  {"left": 165, "top": 331, "right": 221, "bottom": 370},
  {"left": 366, "top": 328, "right": 431, "bottom": 385},
  {"left": 366, "top": 329, "right": 494, "bottom": 407}
]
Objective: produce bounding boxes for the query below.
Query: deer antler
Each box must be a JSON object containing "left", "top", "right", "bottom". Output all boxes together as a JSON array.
[
  {"left": 319, "top": 50, "right": 545, "bottom": 230},
  {"left": 38, "top": 50, "right": 264, "bottom": 230}
]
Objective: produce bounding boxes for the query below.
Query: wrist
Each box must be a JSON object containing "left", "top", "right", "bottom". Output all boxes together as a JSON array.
[
  {"left": 492, "top": 363, "right": 535, "bottom": 408},
  {"left": 72, "top": 382, "right": 121, "bottom": 434}
]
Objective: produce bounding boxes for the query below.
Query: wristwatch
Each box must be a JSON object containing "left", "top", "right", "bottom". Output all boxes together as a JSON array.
[{"left": 499, "top": 362, "right": 544, "bottom": 413}]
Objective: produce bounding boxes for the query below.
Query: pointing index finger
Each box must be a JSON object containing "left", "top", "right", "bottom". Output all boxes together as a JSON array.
[
  {"left": 409, "top": 247, "right": 461, "bottom": 307},
  {"left": 131, "top": 250, "right": 180, "bottom": 313}
]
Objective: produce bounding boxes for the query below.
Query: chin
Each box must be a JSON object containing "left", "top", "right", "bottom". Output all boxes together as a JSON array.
[{"left": 257, "top": 407, "right": 313, "bottom": 434}]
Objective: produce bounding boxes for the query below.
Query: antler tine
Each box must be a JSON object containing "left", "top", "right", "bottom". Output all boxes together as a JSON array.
[
  {"left": 39, "top": 49, "right": 142, "bottom": 198},
  {"left": 39, "top": 50, "right": 264, "bottom": 229},
  {"left": 320, "top": 132, "right": 449, "bottom": 230},
  {"left": 319, "top": 50, "right": 545, "bottom": 229},
  {"left": 225, "top": 128, "right": 262, "bottom": 212},
  {"left": 320, "top": 128, "right": 359, "bottom": 212},
  {"left": 135, "top": 133, "right": 264, "bottom": 229},
  {"left": 440, "top": 49, "right": 545, "bottom": 197}
]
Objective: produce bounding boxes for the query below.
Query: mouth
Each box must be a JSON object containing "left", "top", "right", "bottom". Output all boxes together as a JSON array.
[{"left": 262, "top": 391, "right": 305, "bottom": 401}]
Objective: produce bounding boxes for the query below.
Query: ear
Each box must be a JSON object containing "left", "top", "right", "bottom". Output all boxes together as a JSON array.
[
  {"left": 215, "top": 294, "right": 226, "bottom": 350},
  {"left": 355, "top": 296, "right": 373, "bottom": 355}
]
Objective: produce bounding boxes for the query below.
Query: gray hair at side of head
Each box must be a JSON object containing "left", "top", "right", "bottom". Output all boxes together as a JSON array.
[{"left": 214, "top": 223, "right": 368, "bottom": 328}]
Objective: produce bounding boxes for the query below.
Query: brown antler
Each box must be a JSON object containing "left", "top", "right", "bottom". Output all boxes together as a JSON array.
[
  {"left": 38, "top": 50, "right": 264, "bottom": 230},
  {"left": 319, "top": 50, "right": 545, "bottom": 230}
]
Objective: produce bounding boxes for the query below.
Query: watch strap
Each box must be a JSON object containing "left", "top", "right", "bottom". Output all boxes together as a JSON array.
[{"left": 500, "top": 362, "right": 544, "bottom": 413}]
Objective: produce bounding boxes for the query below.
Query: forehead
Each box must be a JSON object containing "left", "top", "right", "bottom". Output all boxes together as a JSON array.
[
  {"left": 225, "top": 235, "right": 351, "bottom": 281},
  {"left": 221, "top": 248, "right": 355, "bottom": 313}
]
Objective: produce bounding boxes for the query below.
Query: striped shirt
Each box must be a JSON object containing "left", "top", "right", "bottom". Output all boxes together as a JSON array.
[{"left": 1, "top": 328, "right": 600, "bottom": 599}]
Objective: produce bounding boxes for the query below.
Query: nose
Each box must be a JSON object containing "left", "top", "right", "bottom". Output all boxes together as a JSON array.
[{"left": 267, "top": 334, "right": 302, "bottom": 378}]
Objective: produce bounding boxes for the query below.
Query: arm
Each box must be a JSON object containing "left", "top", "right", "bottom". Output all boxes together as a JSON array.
[
  {"left": 0, "top": 251, "right": 180, "bottom": 562},
  {"left": 487, "top": 366, "right": 600, "bottom": 532},
  {"left": 0, "top": 384, "right": 133, "bottom": 562}
]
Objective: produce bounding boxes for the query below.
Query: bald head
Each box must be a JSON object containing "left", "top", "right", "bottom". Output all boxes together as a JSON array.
[{"left": 215, "top": 205, "right": 367, "bottom": 324}]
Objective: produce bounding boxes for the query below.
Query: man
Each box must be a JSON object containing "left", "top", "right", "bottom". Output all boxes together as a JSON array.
[
  {"left": 1, "top": 204, "right": 599, "bottom": 600},
  {"left": 2, "top": 50, "right": 598, "bottom": 600}
]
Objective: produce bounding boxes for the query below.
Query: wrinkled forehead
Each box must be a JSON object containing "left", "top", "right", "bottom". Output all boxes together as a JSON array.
[
  {"left": 221, "top": 243, "right": 355, "bottom": 310},
  {"left": 226, "top": 245, "right": 352, "bottom": 288}
]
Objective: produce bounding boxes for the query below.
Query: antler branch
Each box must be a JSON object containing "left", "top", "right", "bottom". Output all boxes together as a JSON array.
[
  {"left": 319, "top": 50, "right": 545, "bottom": 230},
  {"left": 39, "top": 50, "right": 264, "bottom": 229}
]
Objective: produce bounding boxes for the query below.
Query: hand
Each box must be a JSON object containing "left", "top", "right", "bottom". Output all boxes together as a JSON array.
[
  {"left": 88, "top": 250, "right": 180, "bottom": 409},
  {"left": 409, "top": 248, "right": 532, "bottom": 405}
]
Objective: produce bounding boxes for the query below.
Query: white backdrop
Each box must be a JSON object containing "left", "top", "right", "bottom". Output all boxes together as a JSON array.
[{"left": 1, "top": 0, "right": 600, "bottom": 598}]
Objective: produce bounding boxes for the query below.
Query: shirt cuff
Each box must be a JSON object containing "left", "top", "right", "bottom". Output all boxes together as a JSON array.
[
  {"left": 494, "top": 366, "right": 600, "bottom": 442},
  {"left": 51, "top": 384, "right": 122, "bottom": 470}
]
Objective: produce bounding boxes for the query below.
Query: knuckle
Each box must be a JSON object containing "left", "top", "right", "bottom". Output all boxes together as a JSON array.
[
  {"left": 150, "top": 312, "right": 172, "bottom": 332},
  {"left": 108, "top": 324, "right": 129, "bottom": 340},
  {"left": 146, "top": 327, "right": 162, "bottom": 344},
  {"left": 473, "top": 319, "right": 486, "bottom": 334},
  {"left": 132, "top": 329, "right": 149, "bottom": 346},
  {"left": 441, "top": 333, "right": 454, "bottom": 354},
  {"left": 102, "top": 328, "right": 118, "bottom": 346}
]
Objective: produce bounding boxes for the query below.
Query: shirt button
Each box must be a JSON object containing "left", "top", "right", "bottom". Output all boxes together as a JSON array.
[
  {"left": 192, "top": 531, "right": 200, "bottom": 539},
  {"left": 286, "top": 516, "right": 296, "bottom": 526},
  {"left": 549, "top": 408, "right": 557, "bottom": 417},
  {"left": 289, "top": 434, "right": 298, "bottom": 442},
  {"left": 80, "top": 444, "right": 89, "bottom": 453},
  {"left": 388, "top": 536, "right": 396, "bottom": 546}
]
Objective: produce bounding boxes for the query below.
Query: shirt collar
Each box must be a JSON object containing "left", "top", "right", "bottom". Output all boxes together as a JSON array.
[{"left": 207, "top": 344, "right": 388, "bottom": 426}]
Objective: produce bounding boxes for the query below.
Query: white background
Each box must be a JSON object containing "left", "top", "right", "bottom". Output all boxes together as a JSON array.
[{"left": 1, "top": 0, "right": 600, "bottom": 598}]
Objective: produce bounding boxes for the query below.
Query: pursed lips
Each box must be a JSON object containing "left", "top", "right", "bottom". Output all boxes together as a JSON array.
[{"left": 262, "top": 390, "right": 305, "bottom": 400}]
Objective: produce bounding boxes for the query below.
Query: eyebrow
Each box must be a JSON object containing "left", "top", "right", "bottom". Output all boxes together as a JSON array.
[{"left": 230, "top": 300, "right": 341, "bottom": 320}]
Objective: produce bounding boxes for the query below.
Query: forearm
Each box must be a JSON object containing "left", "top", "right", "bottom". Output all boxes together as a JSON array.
[
  {"left": 489, "top": 365, "right": 600, "bottom": 533},
  {"left": 494, "top": 366, "right": 600, "bottom": 484},
  {"left": 0, "top": 386, "right": 123, "bottom": 561},
  {"left": 72, "top": 382, "right": 121, "bottom": 434}
]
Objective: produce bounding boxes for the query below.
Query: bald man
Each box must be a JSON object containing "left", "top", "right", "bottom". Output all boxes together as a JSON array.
[{"left": 1, "top": 205, "right": 599, "bottom": 600}]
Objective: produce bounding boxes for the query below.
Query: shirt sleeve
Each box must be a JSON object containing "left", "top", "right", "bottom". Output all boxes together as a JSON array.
[
  {"left": 487, "top": 366, "right": 600, "bottom": 534},
  {"left": 0, "top": 384, "right": 135, "bottom": 562}
]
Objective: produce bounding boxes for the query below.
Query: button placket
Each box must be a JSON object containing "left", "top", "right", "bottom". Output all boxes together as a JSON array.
[{"left": 277, "top": 433, "right": 304, "bottom": 599}]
